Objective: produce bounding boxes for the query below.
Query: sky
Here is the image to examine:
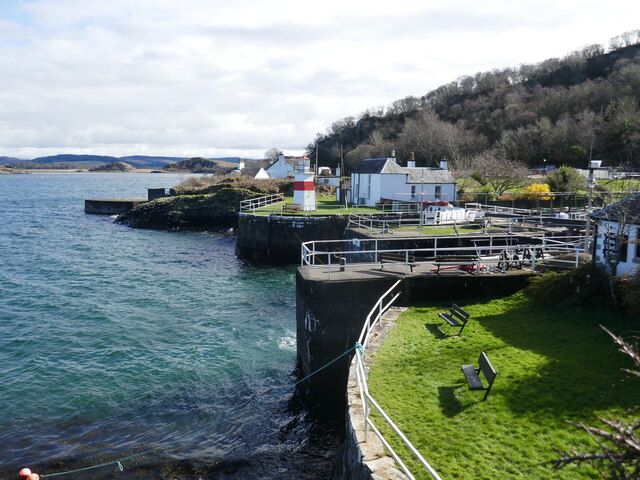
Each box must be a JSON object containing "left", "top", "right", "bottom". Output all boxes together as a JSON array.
[{"left": 0, "top": 0, "right": 639, "bottom": 160}]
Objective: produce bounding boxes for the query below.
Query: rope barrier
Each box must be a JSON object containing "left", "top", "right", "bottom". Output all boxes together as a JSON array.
[{"left": 37, "top": 344, "right": 359, "bottom": 478}]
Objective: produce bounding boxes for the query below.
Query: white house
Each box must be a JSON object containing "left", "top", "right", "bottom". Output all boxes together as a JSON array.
[
  {"left": 350, "top": 157, "right": 457, "bottom": 206},
  {"left": 591, "top": 193, "right": 640, "bottom": 275},
  {"left": 265, "top": 154, "right": 296, "bottom": 178}
]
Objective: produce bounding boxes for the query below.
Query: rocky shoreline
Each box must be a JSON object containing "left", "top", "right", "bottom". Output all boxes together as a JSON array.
[{"left": 116, "top": 184, "right": 260, "bottom": 231}]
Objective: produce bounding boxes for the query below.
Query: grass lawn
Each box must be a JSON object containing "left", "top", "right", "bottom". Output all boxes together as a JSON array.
[
  {"left": 250, "top": 196, "right": 383, "bottom": 215},
  {"left": 366, "top": 292, "right": 639, "bottom": 479},
  {"left": 393, "top": 225, "right": 505, "bottom": 235}
]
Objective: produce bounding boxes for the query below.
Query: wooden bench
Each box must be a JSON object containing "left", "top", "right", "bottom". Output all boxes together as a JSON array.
[
  {"left": 461, "top": 351, "right": 498, "bottom": 401},
  {"left": 380, "top": 253, "right": 417, "bottom": 273},
  {"left": 438, "top": 303, "right": 471, "bottom": 334},
  {"left": 282, "top": 204, "right": 301, "bottom": 212},
  {"left": 433, "top": 255, "right": 478, "bottom": 274}
]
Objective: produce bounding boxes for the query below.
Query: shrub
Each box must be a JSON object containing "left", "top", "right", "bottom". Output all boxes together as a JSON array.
[
  {"left": 526, "top": 263, "right": 611, "bottom": 307},
  {"left": 522, "top": 183, "right": 552, "bottom": 200},
  {"left": 614, "top": 268, "right": 640, "bottom": 316},
  {"left": 546, "top": 165, "right": 585, "bottom": 192}
]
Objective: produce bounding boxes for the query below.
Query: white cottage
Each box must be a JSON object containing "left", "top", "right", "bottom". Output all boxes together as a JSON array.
[
  {"left": 350, "top": 157, "right": 457, "bottom": 206},
  {"left": 591, "top": 193, "right": 640, "bottom": 275},
  {"left": 265, "top": 154, "right": 296, "bottom": 178}
]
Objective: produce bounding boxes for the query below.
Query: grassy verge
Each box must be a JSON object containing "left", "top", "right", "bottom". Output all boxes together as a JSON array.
[
  {"left": 393, "top": 225, "right": 504, "bottom": 235},
  {"left": 250, "top": 197, "right": 381, "bottom": 215},
  {"left": 366, "top": 292, "right": 638, "bottom": 479}
]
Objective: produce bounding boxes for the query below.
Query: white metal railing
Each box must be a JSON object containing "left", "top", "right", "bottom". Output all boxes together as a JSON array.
[
  {"left": 240, "top": 193, "right": 285, "bottom": 212},
  {"left": 301, "top": 233, "right": 586, "bottom": 277},
  {"left": 352, "top": 279, "right": 443, "bottom": 480}
]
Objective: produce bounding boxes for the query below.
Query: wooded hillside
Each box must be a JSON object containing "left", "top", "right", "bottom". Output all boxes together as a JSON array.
[{"left": 309, "top": 31, "right": 640, "bottom": 173}]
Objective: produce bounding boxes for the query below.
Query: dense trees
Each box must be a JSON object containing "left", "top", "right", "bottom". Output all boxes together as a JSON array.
[{"left": 308, "top": 31, "right": 640, "bottom": 174}]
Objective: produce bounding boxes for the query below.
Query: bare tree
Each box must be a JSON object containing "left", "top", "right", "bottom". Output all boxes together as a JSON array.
[
  {"left": 468, "top": 150, "right": 528, "bottom": 195},
  {"left": 344, "top": 130, "right": 393, "bottom": 172},
  {"left": 264, "top": 148, "right": 281, "bottom": 162}
]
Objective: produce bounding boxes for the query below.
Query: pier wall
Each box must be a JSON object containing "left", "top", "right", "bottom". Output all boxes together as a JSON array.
[
  {"left": 296, "top": 271, "right": 395, "bottom": 401},
  {"left": 84, "top": 198, "right": 147, "bottom": 215},
  {"left": 296, "top": 269, "right": 534, "bottom": 400},
  {"left": 237, "top": 214, "right": 349, "bottom": 263}
]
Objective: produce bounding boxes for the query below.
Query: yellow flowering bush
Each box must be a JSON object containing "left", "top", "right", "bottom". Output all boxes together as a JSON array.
[{"left": 522, "top": 183, "right": 552, "bottom": 200}]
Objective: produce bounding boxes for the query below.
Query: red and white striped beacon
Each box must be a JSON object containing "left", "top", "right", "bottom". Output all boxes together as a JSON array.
[{"left": 293, "top": 156, "right": 316, "bottom": 211}]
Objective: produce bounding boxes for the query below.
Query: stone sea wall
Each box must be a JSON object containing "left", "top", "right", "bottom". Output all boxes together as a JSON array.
[{"left": 236, "top": 213, "right": 350, "bottom": 263}]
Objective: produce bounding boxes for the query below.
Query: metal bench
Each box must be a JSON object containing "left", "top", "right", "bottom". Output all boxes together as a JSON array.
[
  {"left": 461, "top": 351, "right": 498, "bottom": 401},
  {"left": 380, "top": 253, "right": 417, "bottom": 273},
  {"left": 438, "top": 303, "right": 471, "bottom": 334},
  {"left": 433, "top": 255, "right": 478, "bottom": 274}
]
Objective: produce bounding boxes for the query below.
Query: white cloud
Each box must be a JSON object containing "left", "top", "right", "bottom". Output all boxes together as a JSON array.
[{"left": 0, "top": 0, "right": 639, "bottom": 158}]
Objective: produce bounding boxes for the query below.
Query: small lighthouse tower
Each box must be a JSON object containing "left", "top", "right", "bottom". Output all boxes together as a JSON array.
[{"left": 293, "top": 157, "right": 316, "bottom": 211}]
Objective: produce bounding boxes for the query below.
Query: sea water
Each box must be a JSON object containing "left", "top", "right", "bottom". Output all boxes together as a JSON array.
[{"left": 0, "top": 173, "right": 337, "bottom": 479}]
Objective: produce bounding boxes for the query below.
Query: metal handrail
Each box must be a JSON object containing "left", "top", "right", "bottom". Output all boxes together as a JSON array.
[
  {"left": 239, "top": 193, "right": 285, "bottom": 212},
  {"left": 352, "top": 279, "right": 443, "bottom": 480},
  {"left": 300, "top": 233, "right": 585, "bottom": 275}
]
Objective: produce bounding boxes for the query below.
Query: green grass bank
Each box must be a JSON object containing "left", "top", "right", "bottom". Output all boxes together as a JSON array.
[{"left": 367, "top": 292, "right": 638, "bottom": 479}]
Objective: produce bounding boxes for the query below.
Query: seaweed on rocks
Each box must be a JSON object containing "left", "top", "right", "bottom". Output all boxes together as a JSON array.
[{"left": 116, "top": 186, "right": 260, "bottom": 231}]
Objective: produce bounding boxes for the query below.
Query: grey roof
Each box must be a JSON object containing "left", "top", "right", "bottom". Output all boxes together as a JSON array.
[
  {"left": 354, "top": 158, "right": 456, "bottom": 184},
  {"left": 241, "top": 166, "right": 265, "bottom": 177},
  {"left": 591, "top": 192, "right": 640, "bottom": 223},
  {"left": 404, "top": 167, "right": 456, "bottom": 184},
  {"left": 354, "top": 158, "right": 405, "bottom": 174}
]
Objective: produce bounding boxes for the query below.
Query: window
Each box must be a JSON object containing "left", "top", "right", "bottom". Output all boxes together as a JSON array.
[
  {"left": 410, "top": 185, "right": 416, "bottom": 198},
  {"left": 435, "top": 185, "right": 442, "bottom": 199}
]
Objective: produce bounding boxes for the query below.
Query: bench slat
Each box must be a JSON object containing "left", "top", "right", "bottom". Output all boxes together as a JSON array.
[
  {"left": 461, "top": 352, "right": 498, "bottom": 400},
  {"left": 478, "top": 352, "right": 498, "bottom": 384},
  {"left": 461, "top": 364, "right": 485, "bottom": 390},
  {"left": 438, "top": 312, "right": 462, "bottom": 327},
  {"left": 451, "top": 304, "right": 471, "bottom": 320}
]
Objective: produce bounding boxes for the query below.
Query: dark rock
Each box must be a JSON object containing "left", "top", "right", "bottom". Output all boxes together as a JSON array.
[{"left": 116, "top": 187, "right": 259, "bottom": 231}]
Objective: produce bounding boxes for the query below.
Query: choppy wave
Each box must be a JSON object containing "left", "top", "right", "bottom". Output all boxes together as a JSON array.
[{"left": 0, "top": 173, "right": 338, "bottom": 479}]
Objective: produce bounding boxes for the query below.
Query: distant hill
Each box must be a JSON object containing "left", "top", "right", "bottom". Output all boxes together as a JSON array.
[
  {"left": 163, "top": 157, "right": 231, "bottom": 172},
  {"left": 31, "top": 154, "right": 120, "bottom": 164},
  {"left": 88, "top": 162, "right": 135, "bottom": 172},
  {"left": 119, "top": 156, "right": 188, "bottom": 168},
  {"left": 0, "top": 156, "right": 24, "bottom": 165},
  {"left": 1, "top": 154, "right": 264, "bottom": 170}
]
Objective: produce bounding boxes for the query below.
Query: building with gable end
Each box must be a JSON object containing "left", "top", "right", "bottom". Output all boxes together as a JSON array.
[
  {"left": 349, "top": 155, "right": 456, "bottom": 206},
  {"left": 266, "top": 153, "right": 296, "bottom": 178},
  {"left": 591, "top": 192, "right": 640, "bottom": 275}
]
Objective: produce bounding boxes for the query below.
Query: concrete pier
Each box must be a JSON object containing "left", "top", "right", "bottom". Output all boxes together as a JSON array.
[
  {"left": 296, "top": 265, "right": 535, "bottom": 401},
  {"left": 236, "top": 213, "right": 349, "bottom": 263},
  {"left": 84, "top": 198, "right": 147, "bottom": 214}
]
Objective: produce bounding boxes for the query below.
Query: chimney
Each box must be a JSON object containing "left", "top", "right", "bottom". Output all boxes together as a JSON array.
[
  {"left": 439, "top": 159, "right": 448, "bottom": 170},
  {"left": 407, "top": 151, "right": 416, "bottom": 168},
  {"left": 237, "top": 159, "right": 245, "bottom": 170},
  {"left": 276, "top": 153, "right": 285, "bottom": 163},
  {"left": 390, "top": 150, "right": 396, "bottom": 163}
]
